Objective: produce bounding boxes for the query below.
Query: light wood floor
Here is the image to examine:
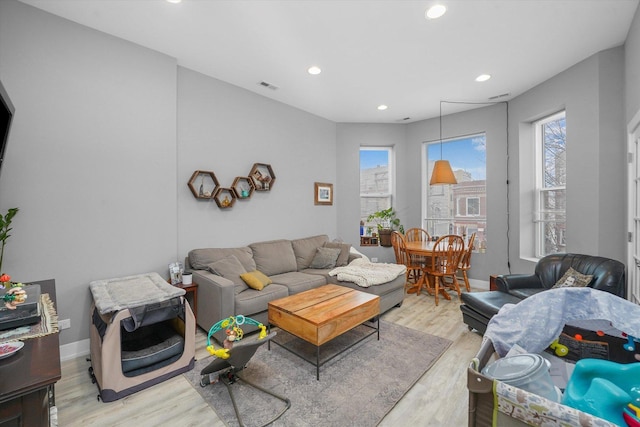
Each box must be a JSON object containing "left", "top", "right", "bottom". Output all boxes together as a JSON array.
[{"left": 55, "top": 288, "right": 484, "bottom": 427}]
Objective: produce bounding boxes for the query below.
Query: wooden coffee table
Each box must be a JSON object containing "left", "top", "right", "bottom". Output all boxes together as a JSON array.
[{"left": 268, "top": 284, "right": 380, "bottom": 380}]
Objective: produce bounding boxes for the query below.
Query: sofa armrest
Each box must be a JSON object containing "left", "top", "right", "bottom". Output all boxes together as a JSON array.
[
  {"left": 192, "top": 270, "right": 235, "bottom": 333},
  {"left": 495, "top": 274, "right": 544, "bottom": 292}
]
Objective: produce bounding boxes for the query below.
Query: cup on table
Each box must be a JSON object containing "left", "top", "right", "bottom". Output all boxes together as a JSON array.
[{"left": 182, "top": 272, "right": 193, "bottom": 285}]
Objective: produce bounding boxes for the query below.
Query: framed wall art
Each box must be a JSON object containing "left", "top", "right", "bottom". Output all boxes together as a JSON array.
[{"left": 314, "top": 182, "right": 333, "bottom": 205}]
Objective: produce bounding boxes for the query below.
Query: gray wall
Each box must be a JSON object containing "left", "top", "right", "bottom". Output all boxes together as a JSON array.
[
  {"left": 406, "top": 104, "right": 509, "bottom": 281},
  {"left": 335, "top": 47, "right": 627, "bottom": 279},
  {"left": 627, "top": 5, "right": 640, "bottom": 124},
  {"left": 0, "top": 1, "right": 337, "bottom": 346},
  {"left": 507, "top": 47, "right": 626, "bottom": 273},
  {"left": 336, "top": 124, "right": 407, "bottom": 263},
  {"left": 176, "top": 67, "right": 337, "bottom": 253},
  {"left": 0, "top": 0, "right": 178, "bottom": 345},
  {"left": 0, "top": 0, "right": 636, "bottom": 347}
]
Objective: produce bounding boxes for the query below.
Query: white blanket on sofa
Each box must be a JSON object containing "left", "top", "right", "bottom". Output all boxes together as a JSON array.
[{"left": 329, "top": 258, "right": 406, "bottom": 288}]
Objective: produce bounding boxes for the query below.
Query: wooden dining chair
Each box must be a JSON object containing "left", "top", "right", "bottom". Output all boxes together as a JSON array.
[
  {"left": 405, "top": 227, "right": 431, "bottom": 243},
  {"left": 424, "top": 234, "right": 465, "bottom": 306},
  {"left": 457, "top": 232, "right": 476, "bottom": 292},
  {"left": 390, "top": 231, "right": 422, "bottom": 290},
  {"left": 404, "top": 228, "right": 431, "bottom": 266}
]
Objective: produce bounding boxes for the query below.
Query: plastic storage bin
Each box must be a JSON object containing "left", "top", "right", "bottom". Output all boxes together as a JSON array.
[{"left": 481, "top": 353, "right": 560, "bottom": 402}]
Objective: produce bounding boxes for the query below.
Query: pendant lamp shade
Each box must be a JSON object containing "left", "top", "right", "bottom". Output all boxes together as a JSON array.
[
  {"left": 430, "top": 101, "right": 458, "bottom": 185},
  {"left": 430, "top": 160, "right": 457, "bottom": 185}
]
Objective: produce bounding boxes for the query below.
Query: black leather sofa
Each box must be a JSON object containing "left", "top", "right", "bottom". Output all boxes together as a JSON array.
[{"left": 460, "top": 253, "right": 627, "bottom": 334}]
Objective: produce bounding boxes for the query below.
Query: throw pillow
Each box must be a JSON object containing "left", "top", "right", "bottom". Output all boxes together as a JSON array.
[
  {"left": 323, "top": 241, "right": 352, "bottom": 267},
  {"left": 207, "top": 255, "right": 249, "bottom": 294},
  {"left": 553, "top": 267, "right": 594, "bottom": 289},
  {"left": 240, "top": 270, "right": 272, "bottom": 290},
  {"left": 309, "top": 247, "right": 341, "bottom": 269}
]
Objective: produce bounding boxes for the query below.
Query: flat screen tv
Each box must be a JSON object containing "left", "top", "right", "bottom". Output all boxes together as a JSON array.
[{"left": 0, "top": 79, "right": 15, "bottom": 178}]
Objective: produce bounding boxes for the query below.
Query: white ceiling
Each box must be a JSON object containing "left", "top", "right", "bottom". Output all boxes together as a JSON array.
[{"left": 18, "top": 0, "right": 640, "bottom": 123}]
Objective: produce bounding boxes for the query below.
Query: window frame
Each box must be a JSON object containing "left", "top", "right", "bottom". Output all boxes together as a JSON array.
[
  {"left": 360, "top": 146, "right": 394, "bottom": 224},
  {"left": 422, "top": 133, "right": 487, "bottom": 249},
  {"left": 533, "top": 110, "right": 567, "bottom": 258},
  {"left": 466, "top": 197, "right": 480, "bottom": 216}
]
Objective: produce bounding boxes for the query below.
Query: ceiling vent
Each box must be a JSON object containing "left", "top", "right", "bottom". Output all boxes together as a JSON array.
[
  {"left": 489, "top": 93, "right": 510, "bottom": 100},
  {"left": 258, "top": 81, "right": 279, "bottom": 91}
]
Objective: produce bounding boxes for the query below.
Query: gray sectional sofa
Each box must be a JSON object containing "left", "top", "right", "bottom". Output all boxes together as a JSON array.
[{"left": 186, "top": 234, "right": 405, "bottom": 339}]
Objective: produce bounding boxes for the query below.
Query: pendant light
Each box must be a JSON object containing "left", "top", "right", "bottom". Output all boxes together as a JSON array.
[{"left": 430, "top": 101, "right": 457, "bottom": 185}]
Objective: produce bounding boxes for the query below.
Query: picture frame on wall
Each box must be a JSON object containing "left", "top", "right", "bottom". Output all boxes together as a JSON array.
[{"left": 314, "top": 182, "right": 333, "bottom": 205}]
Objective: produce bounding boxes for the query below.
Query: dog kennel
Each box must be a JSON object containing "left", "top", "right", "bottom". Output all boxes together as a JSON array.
[{"left": 89, "top": 273, "right": 195, "bottom": 402}]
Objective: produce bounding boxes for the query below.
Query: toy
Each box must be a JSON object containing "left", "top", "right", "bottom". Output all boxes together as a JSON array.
[
  {"left": 2, "top": 286, "right": 27, "bottom": 310},
  {"left": 223, "top": 328, "right": 237, "bottom": 349},
  {"left": 206, "top": 315, "right": 267, "bottom": 359},
  {"left": 624, "top": 333, "right": 639, "bottom": 352},
  {"left": 549, "top": 339, "right": 569, "bottom": 357},
  {"left": 563, "top": 358, "right": 640, "bottom": 425},
  {"left": 623, "top": 403, "right": 640, "bottom": 427}
]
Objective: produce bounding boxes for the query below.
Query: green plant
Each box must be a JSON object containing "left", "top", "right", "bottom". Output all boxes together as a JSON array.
[
  {"left": 367, "top": 207, "right": 404, "bottom": 233},
  {"left": 0, "top": 207, "right": 19, "bottom": 274}
]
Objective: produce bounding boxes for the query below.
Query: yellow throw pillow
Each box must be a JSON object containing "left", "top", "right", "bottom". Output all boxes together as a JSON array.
[{"left": 240, "top": 270, "right": 272, "bottom": 290}]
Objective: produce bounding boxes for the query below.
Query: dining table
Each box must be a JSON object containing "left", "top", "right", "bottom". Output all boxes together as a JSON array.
[{"left": 404, "top": 240, "right": 453, "bottom": 301}]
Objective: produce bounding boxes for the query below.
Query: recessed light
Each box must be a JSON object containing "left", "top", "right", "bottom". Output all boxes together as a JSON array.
[
  {"left": 166, "top": 0, "right": 182, "bottom": 3},
  {"left": 475, "top": 74, "right": 491, "bottom": 82},
  {"left": 307, "top": 66, "right": 322, "bottom": 75},
  {"left": 377, "top": 105, "right": 388, "bottom": 111},
  {"left": 426, "top": 4, "right": 447, "bottom": 19}
]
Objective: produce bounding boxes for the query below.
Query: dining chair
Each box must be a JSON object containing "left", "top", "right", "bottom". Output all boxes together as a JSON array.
[
  {"left": 457, "top": 232, "right": 476, "bottom": 292},
  {"left": 404, "top": 228, "right": 431, "bottom": 266},
  {"left": 405, "top": 228, "right": 431, "bottom": 243},
  {"left": 390, "top": 231, "right": 422, "bottom": 290},
  {"left": 424, "top": 234, "right": 465, "bottom": 306}
]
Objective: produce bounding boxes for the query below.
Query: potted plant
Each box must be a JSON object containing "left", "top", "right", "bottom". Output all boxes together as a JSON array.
[
  {"left": 367, "top": 207, "right": 404, "bottom": 247},
  {"left": 0, "top": 207, "right": 19, "bottom": 284}
]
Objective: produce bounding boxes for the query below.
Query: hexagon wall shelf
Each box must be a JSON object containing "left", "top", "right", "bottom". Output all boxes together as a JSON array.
[{"left": 188, "top": 170, "right": 219, "bottom": 199}]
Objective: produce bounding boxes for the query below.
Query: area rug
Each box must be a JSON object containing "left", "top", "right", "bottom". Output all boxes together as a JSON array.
[
  {"left": 184, "top": 320, "right": 451, "bottom": 427},
  {"left": 0, "top": 293, "right": 58, "bottom": 343}
]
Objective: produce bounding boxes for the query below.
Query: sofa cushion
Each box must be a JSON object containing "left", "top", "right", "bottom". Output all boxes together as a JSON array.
[
  {"left": 553, "top": 267, "right": 593, "bottom": 288},
  {"left": 189, "top": 247, "right": 256, "bottom": 272},
  {"left": 240, "top": 270, "right": 272, "bottom": 291},
  {"left": 323, "top": 241, "right": 352, "bottom": 267},
  {"left": 270, "top": 272, "right": 327, "bottom": 295},
  {"left": 207, "top": 255, "right": 249, "bottom": 294},
  {"left": 309, "top": 247, "right": 341, "bottom": 269},
  {"left": 235, "top": 284, "right": 289, "bottom": 316},
  {"left": 291, "top": 235, "right": 330, "bottom": 270},
  {"left": 250, "top": 239, "right": 297, "bottom": 276}
]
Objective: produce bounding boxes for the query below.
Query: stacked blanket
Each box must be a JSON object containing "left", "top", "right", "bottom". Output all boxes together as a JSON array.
[{"left": 329, "top": 258, "right": 406, "bottom": 288}]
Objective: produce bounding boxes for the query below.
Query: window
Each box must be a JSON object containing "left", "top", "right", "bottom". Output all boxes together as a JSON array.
[
  {"left": 424, "top": 134, "right": 486, "bottom": 250},
  {"left": 360, "top": 147, "right": 393, "bottom": 227},
  {"left": 466, "top": 197, "right": 480, "bottom": 216},
  {"left": 534, "top": 111, "right": 566, "bottom": 257}
]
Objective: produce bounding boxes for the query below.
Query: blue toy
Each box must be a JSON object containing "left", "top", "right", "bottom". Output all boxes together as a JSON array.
[{"left": 563, "top": 358, "right": 640, "bottom": 425}]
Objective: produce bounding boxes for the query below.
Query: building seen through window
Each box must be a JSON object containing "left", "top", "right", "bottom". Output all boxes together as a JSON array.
[
  {"left": 424, "top": 134, "right": 487, "bottom": 251},
  {"left": 360, "top": 147, "right": 392, "bottom": 236},
  {"left": 535, "top": 111, "right": 566, "bottom": 257}
]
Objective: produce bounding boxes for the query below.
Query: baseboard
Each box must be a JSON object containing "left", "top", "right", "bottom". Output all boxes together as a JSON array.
[
  {"left": 60, "top": 338, "right": 90, "bottom": 361},
  {"left": 468, "top": 278, "right": 490, "bottom": 290}
]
